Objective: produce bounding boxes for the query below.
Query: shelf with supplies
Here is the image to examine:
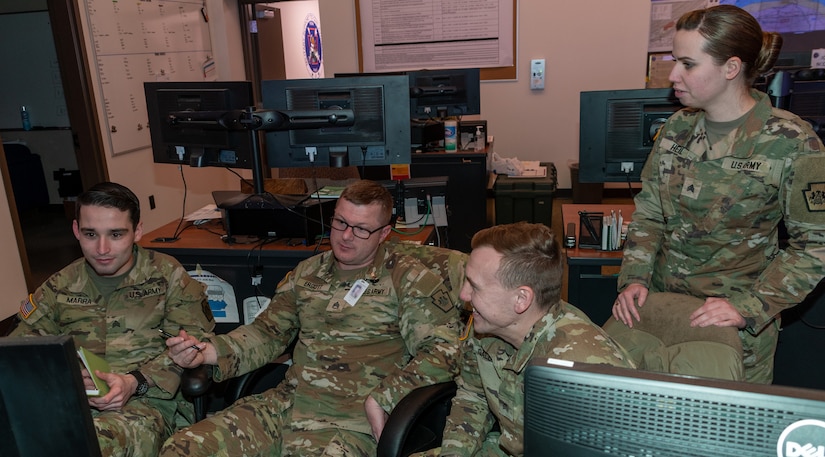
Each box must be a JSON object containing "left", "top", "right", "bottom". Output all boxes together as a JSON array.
[{"left": 562, "top": 203, "right": 635, "bottom": 326}]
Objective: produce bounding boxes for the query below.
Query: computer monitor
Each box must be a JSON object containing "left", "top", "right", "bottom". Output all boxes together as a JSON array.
[
  {"left": 261, "top": 75, "right": 411, "bottom": 168},
  {"left": 144, "top": 81, "right": 256, "bottom": 168},
  {"left": 408, "top": 68, "right": 481, "bottom": 119},
  {"left": 578, "top": 88, "right": 683, "bottom": 183},
  {"left": 524, "top": 358, "right": 825, "bottom": 457},
  {"left": 787, "top": 78, "right": 825, "bottom": 141},
  {"left": 334, "top": 68, "right": 481, "bottom": 120},
  {"left": 0, "top": 335, "right": 102, "bottom": 457}
]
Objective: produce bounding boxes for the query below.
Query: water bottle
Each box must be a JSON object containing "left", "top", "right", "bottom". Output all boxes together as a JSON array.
[{"left": 20, "top": 106, "right": 31, "bottom": 131}]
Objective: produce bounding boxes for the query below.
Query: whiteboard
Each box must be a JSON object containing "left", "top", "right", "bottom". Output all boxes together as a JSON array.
[
  {"left": 0, "top": 11, "right": 70, "bottom": 129},
  {"left": 80, "top": 0, "right": 215, "bottom": 156}
]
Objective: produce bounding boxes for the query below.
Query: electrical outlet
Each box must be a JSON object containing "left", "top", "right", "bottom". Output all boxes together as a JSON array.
[
  {"left": 621, "top": 162, "right": 634, "bottom": 173},
  {"left": 530, "top": 59, "right": 545, "bottom": 90}
]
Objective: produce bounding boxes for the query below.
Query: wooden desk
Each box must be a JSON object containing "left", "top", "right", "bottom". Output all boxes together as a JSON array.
[
  {"left": 562, "top": 204, "right": 635, "bottom": 325},
  {"left": 140, "top": 219, "right": 435, "bottom": 332}
]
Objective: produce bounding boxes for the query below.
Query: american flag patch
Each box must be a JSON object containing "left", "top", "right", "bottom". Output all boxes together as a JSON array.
[{"left": 20, "top": 294, "right": 37, "bottom": 319}]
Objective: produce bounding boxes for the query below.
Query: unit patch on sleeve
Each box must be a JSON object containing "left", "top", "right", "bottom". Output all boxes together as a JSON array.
[
  {"left": 20, "top": 293, "right": 37, "bottom": 319},
  {"left": 803, "top": 182, "right": 825, "bottom": 212},
  {"left": 790, "top": 156, "right": 825, "bottom": 224}
]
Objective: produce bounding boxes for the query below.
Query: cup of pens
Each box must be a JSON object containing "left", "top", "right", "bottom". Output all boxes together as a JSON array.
[{"left": 578, "top": 210, "right": 626, "bottom": 251}]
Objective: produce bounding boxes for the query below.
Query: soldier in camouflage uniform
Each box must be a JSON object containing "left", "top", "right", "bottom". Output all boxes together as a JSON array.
[
  {"left": 415, "top": 222, "right": 633, "bottom": 457},
  {"left": 160, "top": 179, "right": 464, "bottom": 456},
  {"left": 9, "top": 182, "right": 215, "bottom": 457},
  {"left": 614, "top": 5, "right": 825, "bottom": 384}
]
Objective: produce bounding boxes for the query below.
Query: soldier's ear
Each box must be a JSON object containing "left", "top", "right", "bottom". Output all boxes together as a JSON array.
[{"left": 514, "top": 287, "right": 534, "bottom": 314}]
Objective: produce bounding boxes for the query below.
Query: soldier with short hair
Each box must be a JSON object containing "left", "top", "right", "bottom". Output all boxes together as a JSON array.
[
  {"left": 415, "top": 222, "right": 633, "bottom": 457},
  {"left": 9, "top": 181, "right": 215, "bottom": 457},
  {"left": 160, "top": 179, "right": 464, "bottom": 456}
]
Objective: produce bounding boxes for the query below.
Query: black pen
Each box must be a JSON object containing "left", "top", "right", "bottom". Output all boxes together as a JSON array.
[{"left": 158, "top": 329, "right": 202, "bottom": 351}]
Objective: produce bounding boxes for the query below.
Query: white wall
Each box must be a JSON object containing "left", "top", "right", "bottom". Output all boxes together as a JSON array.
[
  {"left": 319, "top": 0, "right": 653, "bottom": 189},
  {"left": 271, "top": 1, "right": 324, "bottom": 79}
]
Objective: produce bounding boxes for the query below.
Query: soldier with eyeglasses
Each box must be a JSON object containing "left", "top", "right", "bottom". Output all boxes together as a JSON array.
[{"left": 161, "top": 179, "right": 464, "bottom": 457}]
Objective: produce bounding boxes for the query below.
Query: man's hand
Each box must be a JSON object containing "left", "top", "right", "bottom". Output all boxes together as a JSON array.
[
  {"left": 365, "top": 395, "right": 389, "bottom": 441},
  {"left": 87, "top": 371, "right": 136, "bottom": 411},
  {"left": 613, "top": 283, "right": 649, "bottom": 327},
  {"left": 164, "top": 329, "right": 217, "bottom": 367},
  {"left": 689, "top": 297, "right": 746, "bottom": 329}
]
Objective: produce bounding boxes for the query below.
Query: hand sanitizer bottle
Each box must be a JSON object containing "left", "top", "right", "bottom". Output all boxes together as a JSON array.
[{"left": 474, "top": 125, "right": 485, "bottom": 151}]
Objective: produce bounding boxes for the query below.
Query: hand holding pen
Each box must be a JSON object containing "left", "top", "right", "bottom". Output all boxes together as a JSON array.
[
  {"left": 159, "top": 328, "right": 217, "bottom": 368},
  {"left": 158, "top": 328, "right": 202, "bottom": 352}
]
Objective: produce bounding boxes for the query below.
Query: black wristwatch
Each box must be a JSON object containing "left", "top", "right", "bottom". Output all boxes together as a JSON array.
[{"left": 128, "top": 370, "right": 149, "bottom": 396}]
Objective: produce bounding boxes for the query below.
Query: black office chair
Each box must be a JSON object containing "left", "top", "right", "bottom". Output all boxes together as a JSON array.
[{"left": 376, "top": 381, "right": 457, "bottom": 457}]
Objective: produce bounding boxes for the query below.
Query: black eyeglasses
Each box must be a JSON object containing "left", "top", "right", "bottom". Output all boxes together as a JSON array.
[{"left": 329, "top": 217, "right": 386, "bottom": 240}]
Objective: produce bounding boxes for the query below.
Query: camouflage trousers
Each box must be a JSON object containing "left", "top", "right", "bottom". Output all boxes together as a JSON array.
[
  {"left": 741, "top": 318, "right": 780, "bottom": 384},
  {"left": 411, "top": 431, "right": 508, "bottom": 457},
  {"left": 92, "top": 399, "right": 168, "bottom": 457},
  {"left": 159, "top": 391, "right": 377, "bottom": 457}
]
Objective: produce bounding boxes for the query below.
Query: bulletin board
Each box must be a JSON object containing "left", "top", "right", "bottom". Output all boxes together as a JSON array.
[
  {"left": 79, "top": 0, "right": 215, "bottom": 157},
  {"left": 354, "top": 0, "right": 517, "bottom": 80}
]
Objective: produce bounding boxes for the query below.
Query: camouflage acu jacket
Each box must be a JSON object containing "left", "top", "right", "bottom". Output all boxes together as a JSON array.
[
  {"left": 11, "top": 245, "right": 215, "bottom": 399},
  {"left": 208, "top": 241, "right": 464, "bottom": 435},
  {"left": 619, "top": 90, "right": 825, "bottom": 333},
  {"left": 436, "top": 301, "right": 632, "bottom": 456}
]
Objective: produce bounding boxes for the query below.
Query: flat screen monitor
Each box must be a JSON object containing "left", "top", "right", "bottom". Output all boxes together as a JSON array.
[
  {"left": 408, "top": 68, "right": 481, "bottom": 119},
  {"left": 262, "top": 75, "right": 411, "bottom": 168},
  {"left": 144, "top": 81, "right": 255, "bottom": 168},
  {"left": 787, "top": 79, "right": 825, "bottom": 141},
  {"left": 0, "top": 335, "right": 102, "bottom": 457},
  {"left": 334, "top": 68, "right": 482, "bottom": 120},
  {"left": 579, "top": 88, "right": 683, "bottom": 183},
  {"left": 524, "top": 358, "right": 825, "bottom": 457}
]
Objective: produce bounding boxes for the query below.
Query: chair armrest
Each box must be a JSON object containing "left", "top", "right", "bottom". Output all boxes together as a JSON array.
[
  {"left": 223, "top": 362, "right": 291, "bottom": 406},
  {"left": 181, "top": 365, "right": 213, "bottom": 398},
  {"left": 377, "top": 381, "right": 457, "bottom": 457}
]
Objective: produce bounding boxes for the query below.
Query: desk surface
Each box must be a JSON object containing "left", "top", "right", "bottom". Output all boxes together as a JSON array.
[
  {"left": 562, "top": 204, "right": 635, "bottom": 263},
  {"left": 139, "top": 219, "right": 435, "bottom": 253}
]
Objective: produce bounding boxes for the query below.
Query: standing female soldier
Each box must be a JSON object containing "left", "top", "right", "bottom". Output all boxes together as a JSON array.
[{"left": 613, "top": 5, "right": 825, "bottom": 384}]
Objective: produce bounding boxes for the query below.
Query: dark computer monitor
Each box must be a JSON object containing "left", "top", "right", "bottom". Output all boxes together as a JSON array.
[
  {"left": 578, "top": 88, "right": 683, "bottom": 183},
  {"left": 408, "top": 68, "right": 481, "bottom": 119},
  {"left": 144, "top": 81, "right": 256, "bottom": 168},
  {"left": 524, "top": 358, "right": 825, "bottom": 457},
  {"left": 261, "top": 75, "right": 411, "bottom": 168},
  {"left": 787, "top": 78, "right": 825, "bottom": 141},
  {"left": 0, "top": 335, "right": 102, "bottom": 457}
]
